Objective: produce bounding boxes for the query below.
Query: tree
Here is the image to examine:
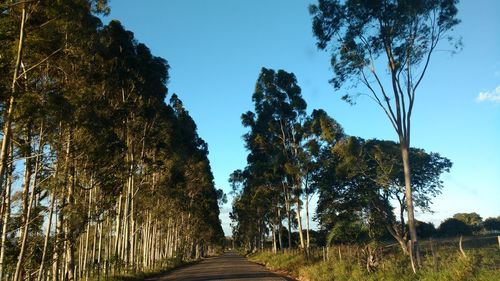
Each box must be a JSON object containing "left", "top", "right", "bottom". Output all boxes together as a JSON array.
[
  {"left": 453, "top": 212, "right": 483, "bottom": 233},
  {"left": 483, "top": 217, "right": 500, "bottom": 233},
  {"left": 310, "top": 0, "right": 461, "bottom": 268},
  {"left": 438, "top": 218, "right": 472, "bottom": 237},
  {"left": 236, "top": 68, "right": 308, "bottom": 249},
  {"left": 416, "top": 221, "right": 436, "bottom": 239},
  {"left": 315, "top": 137, "right": 451, "bottom": 253}
]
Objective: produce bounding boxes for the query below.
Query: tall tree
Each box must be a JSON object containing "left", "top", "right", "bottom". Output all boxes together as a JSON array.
[{"left": 310, "top": 0, "right": 461, "bottom": 268}]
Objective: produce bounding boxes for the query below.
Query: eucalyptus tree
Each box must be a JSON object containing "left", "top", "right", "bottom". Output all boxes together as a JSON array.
[
  {"left": 232, "top": 68, "right": 347, "bottom": 251},
  {"left": 310, "top": 0, "right": 461, "bottom": 265},
  {"left": 301, "top": 109, "right": 344, "bottom": 248},
  {"left": 249, "top": 68, "right": 308, "bottom": 248}
]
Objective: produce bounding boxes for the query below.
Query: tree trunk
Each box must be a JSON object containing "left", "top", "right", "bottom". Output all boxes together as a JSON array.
[
  {"left": 295, "top": 199, "right": 305, "bottom": 249},
  {"left": 52, "top": 203, "right": 64, "bottom": 281},
  {"left": 14, "top": 131, "right": 35, "bottom": 281},
  {"left": 63, "top": 131, "right": 76, "bottom": 281},
  {"left": 272, "top": 223, "right": 277, "bottom": 253},
  {"left": 277, "top": 208, "right": 283, "bottom": 250},
  {"left": 305, "top": 190, "right": 310, "bottom": 250},
  {"left": 400, "top": 142, "right": 420, "bottom": 268},
  {"left": 0, "top": 144, "right": 13, "bottom": 281},
  {"left": 114, "top": 193, "right": 123, "bottom": 271},
  {"left": 38, "top": 189, "right": 56, "bottom": 281},
  {"left": 0, "top": 5, "right": 27, "bottom": 193},
  {"left": 283, "top": 184, "right": 292, "bottom": 249},
  {"left": 97, "top": 220, "right": 103, "bottom": 280},
  {"left": 83, "top": 189, "right": 92, "bottom": 280}
]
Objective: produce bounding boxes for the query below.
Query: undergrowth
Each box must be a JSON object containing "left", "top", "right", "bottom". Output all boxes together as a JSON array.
[{"left": 249, "top": 247, "right": 500, "bottom": 281}]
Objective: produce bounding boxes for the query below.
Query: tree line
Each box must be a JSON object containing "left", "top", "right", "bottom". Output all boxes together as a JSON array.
[
  {"left": 0, "top": 1, "right": 224, "bottom": 281},
  {"left": 229, "top": 68, "right": 451, "bottom": 254},
  {"left": 231, "top": 0, "right": 463, "bottom": 274}
]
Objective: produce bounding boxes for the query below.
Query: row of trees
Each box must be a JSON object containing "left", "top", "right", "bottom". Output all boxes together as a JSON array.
[
  {"left": 232, "top": 0, "right": 461, "bottom": 273},
  {"left": 438, "top": 213, "right": 500, "bottom": 237},
  {"left": 229, "top": 68, "right": 452, "bottom": 256},
  {"left": 230, "top": 68, "right": 343, "bottom": 252},
  {"left": 0, "top": 1, "right": 223, "bottom": 281}
]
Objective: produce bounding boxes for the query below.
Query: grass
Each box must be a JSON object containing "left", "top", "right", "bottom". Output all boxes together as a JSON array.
[
  {"left": 248, "top": 246, "right": 500, "bottom": 281},
  {"left": 94, "top": 257, "right": 199, "bottom": 281},
  {"left": 248, "top": 251, "right": 308, "bottom": 277}
]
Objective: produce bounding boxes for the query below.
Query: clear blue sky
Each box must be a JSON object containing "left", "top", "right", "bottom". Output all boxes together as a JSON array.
[{"left": 104, "top": 0, "right": 500, "bottom": 235}]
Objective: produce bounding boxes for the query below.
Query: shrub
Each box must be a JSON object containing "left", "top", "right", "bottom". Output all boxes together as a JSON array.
[{"left": 438, "top": 218, "right": 472, "bottom": 237}]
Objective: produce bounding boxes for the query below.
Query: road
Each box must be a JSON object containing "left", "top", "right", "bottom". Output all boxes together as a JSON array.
[{"left": 147, "top": 251, "right": 295, "bottom": 281}]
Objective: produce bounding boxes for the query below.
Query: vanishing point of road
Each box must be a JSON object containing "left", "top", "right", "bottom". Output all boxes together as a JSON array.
[{"left": 147, "top": 251, "right": 295, "bottom": 281}]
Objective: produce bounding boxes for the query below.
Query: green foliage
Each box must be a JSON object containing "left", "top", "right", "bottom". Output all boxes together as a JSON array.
[
  {"left": 316, "top": 137, "right": 451, "bottom": 246},
  {"left": 453, "top": 213, "right": 483, "bottom": 233},
  {"left": 483, "top": 217, "right": 500, "bottom": 232},
  {"left": 327, "top": 221, "right": 369, "bottom": 245},
  {"left": 438, "top": 218, "right": 472, "bottom": 237},
  {"left": 231, "top": 67, "right": 347, "bottom": 250},
  {"left": 416, "top": 221, "right": 437, "bottom": 239},
  {"left": 310, "top": 0, "right": 461, "bottom": 91}
]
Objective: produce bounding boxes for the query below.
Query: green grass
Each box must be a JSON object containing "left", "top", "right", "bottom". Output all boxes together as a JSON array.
[
  {"left": 249, "top": 247, "right": 500, "bottom": 281},
  {"left": 94, "top": 258, "right": 198, "bottom": 281},
  {"left": 249, "top": 251, "right": 309, "bottom": 277}
]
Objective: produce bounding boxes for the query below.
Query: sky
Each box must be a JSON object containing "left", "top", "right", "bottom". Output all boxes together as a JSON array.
[{"left": 104, "top": 0, "right": 500, "bottom": 236}]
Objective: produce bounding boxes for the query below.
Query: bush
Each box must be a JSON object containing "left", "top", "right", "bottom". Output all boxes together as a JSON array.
[
  {"left": 483, "top": 217, "right": 500, "bottom": 232},
  {"left": 416, "top": 221, "right": 437, "bottom": 238},
  {"left": 438, "top": 218, "right": 472, "bottom": 237},
  {"left": 327, "top": 221, "right": 369, "bottom": 245}
]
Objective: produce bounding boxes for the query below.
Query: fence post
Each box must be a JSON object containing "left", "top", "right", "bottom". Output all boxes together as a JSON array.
[{"left": 459, "top": 236, "right": 467, "bottom": 258}]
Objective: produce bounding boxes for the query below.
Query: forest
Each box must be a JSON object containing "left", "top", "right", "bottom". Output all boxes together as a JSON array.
[{"left": 0, "top": 1, "right": 224, "bottom": 281}]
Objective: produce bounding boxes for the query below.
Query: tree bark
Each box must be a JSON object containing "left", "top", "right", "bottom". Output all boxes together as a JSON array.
[
  {"left": 14, "top": 130, "right": 35, "bottom": 281},
  {"left": 283, "top": 184, "right": 292, "bottom": 249},
  {"left": 400, "top": 142, "right": 420, "bottom": 268},
  {"left": 305, "top": 188, "right": 310, "bottom": 250},
  {"left": 277, "top": 208, "right": 283, "bottom": 251},
  {"left": 63, "top": 131, "right": 76, "bottom": 281},
  {"left": 295, "top": 199, "right": 305, "bottom": 249},
  {"left": 38, "top": 189, "right": 56, "bottom": 281},
  {"left": 0, "top": 4, "right": 27, "bottom": 193},
  {"left": 0, "top": 143, "right": 13, "bottom": 281},
  {"left": 83, "top": 189, "right": 92, "bottom": 280}
]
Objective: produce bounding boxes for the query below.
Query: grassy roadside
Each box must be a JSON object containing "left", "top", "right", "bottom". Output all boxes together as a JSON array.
[
  {"left": 101, "top": 258, "right": 201, "bottom": 281},
  {"left": 248, "top": 247, "right": 500, "bottom": 281}
]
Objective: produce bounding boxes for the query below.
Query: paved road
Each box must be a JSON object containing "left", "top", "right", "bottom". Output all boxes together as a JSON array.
[{"left": 147, "top": 251, "right": 294, "bottom": 281}]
